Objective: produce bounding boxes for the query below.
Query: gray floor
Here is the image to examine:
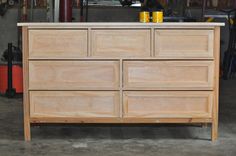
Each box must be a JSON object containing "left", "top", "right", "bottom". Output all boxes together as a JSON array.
[{"left": 0, "top": 80, "right": 236, "bottom": 156}]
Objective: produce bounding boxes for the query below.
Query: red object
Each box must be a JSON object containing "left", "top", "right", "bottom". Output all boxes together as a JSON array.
[
  {"left": 59, "top": 0, "right": 73, "bottom": 22},
  {"left": 0, "top": 65, "right": 23, "bottom": 94}
]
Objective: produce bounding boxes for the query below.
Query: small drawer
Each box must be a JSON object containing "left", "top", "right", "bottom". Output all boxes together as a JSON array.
[
  {"left": 91, "top": 29, "right": 151, "bottom": 57},
  {"left": 123, "top": 91, "right": 213, "bottom": 118},
  {"left": 155, "top": 29, "right": 214, "bottom": 58},
  {"left": 29, "top": 29, "right": 87, "bottom": 58},
  {"left": 30, "top": 91, "right": 120, "bottom": 118},
  {"left": 123, "top": 61, "right": 214, "bottom": 90},
  {"left": 29, "top": 61, "right": 119, "bottom": 90}
]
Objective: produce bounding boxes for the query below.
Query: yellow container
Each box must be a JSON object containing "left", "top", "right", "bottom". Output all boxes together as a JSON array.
[
  {"left": 139, "top": 11, "right": 150, "bottom": 23},
  {"left": 152, "top": 11, "right": 163, "bottom": 23}
]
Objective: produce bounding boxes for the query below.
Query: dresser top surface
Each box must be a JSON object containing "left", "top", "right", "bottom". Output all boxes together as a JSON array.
[{"left": 17, "top": 22, "right": 225, "bottom": 28}]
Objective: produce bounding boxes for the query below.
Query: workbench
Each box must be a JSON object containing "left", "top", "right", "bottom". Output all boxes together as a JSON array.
[{"left": 18, "top": 22, "right": 224, "bottom": 141}]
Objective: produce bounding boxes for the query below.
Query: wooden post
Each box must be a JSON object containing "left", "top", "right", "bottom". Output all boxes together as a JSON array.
[
  {"left": 212, "top": 26, "right": 220, "bottom": 142},
  {"left": 22, "top": 27, "right": 31, "bottom": 141}
]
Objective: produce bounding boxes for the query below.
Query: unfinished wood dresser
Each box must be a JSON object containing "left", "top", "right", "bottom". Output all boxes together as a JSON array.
[{"left": 18, "top": 22, "right": 224, "bottom": 141}]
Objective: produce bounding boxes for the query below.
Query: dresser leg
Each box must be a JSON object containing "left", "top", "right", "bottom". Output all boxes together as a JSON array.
[
  {"left": 211, "top": 26, "right": 220, "bottom": 142},
  {"left": 211, "top": 121, "right": 218, "bottom": 142},
  {"left": 24, "top": 121, "right": 31, "bottom": 141}
]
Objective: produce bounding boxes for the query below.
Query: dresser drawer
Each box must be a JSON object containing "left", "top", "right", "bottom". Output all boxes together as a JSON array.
[
  {"left": 123, "top": 91, "right": 213, "bottom": 118},
  {"left": 29, "top": 29, "right": 87, "bottom": 58},
  {"left": 155, "top": 29, "right": 214, "bottom": 58},
  {"left": 91, "top": 29, "right": 151, "bottom": 57},
  {"left": 123, "top": 61, "right": 214, "bottom": 90},
  {"left": 29, "top": 61, "right": 119, "bottom": 90},
  {"left": 30, "top": 91, "right": 120, "bottom": 118}
]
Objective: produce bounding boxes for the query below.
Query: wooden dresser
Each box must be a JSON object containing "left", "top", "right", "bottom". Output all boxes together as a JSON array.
[{"left": 18, "top": 22, "right": 224, "bottom": 141}]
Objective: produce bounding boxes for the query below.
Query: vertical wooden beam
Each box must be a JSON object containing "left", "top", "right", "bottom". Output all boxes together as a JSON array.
[
  {"left": 119, "top": 59, "right": 123, "bottom": 118},
  {"left": 212, "top": 26, "right": 220, "bottom": 142},
  {"left": 150, "top": 28, "right": 154, "bottom": 57},
  {"left": 88, "top": 28, "right": 91, "bottom": 57},
  {"left": 22, "top": 27, "right": 31, "bottom": 141}
]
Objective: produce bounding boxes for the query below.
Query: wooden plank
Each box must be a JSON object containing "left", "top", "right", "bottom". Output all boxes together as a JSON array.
[
  {"left": 123, "top": 91, "right": 213, "bottom": 118},
  {"left": 22, "top": 27, "right": 31, "bottom": 141},
  {"left": 28, "top": 57, "right": 214, "bottom": 61},
  {"left": 28, "top": 61, "right": 120, "bottom": 90},
  {"left": 91, "top": 29, "right": 151, "bottom": 58},
  {"left": 119, "top": 59, "right": 123, "bottom": 118},
  {"left": 30, "top": 117, "right": 212, "bottom": 124},
  {"left": 17, "top": 22, "right": 225, "bottom": 28},
  {"left": 155, "top": 29, "right": 214, "bottom": 58},
  {"left": 212, "top": 27, "right": 220, "bottom": 142},
  {"left": 122, "top": 118, "right": 212, "bottom": 123},
  {"left": 88, "top": 28, "right": 91, "bottom": 57},
  {"left": 151, "top": 28, "right": 154, "bottom": 57},
  {"left": 29, "top": 29, "right": 88, "bottom": 59},
  {"left": 123, "top": 61, "right": 214, "bottom": 90},
  {"left": 30, "top": 91, "right": 120, "bottom": 118}
]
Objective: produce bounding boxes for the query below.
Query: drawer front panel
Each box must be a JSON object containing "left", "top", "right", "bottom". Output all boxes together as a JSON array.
[
  {"left": 29, "top": 30, "right": 87, "bottom": 58},
  {"left": 155, "top": 29, "right": 214, "bottom": 58},
  {"left": 123, "top": 91, "right": 213, "bottom": 118},
  {"left": 29, "top": 61, "right": 119, "bottom": 90},
  {"left": 91, "top": 29, "right": 151, "bottom": 57},
  {"left": 123, "top": 61, "right": 214, "bottom": 90},
  {"left": 30, "top": 91, "right": 120, "bottom": 118}
]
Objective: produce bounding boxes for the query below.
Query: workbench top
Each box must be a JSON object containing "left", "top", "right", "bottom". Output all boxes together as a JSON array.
[{"left": 17, "top": 22, "right": 225, "bottom": 28}]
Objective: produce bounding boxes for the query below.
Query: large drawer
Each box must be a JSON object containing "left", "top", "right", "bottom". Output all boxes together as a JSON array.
[
  {"left": 30, "top": 91, "right": 120, "bottom": 118},
  {"left": 155, "top": 29, "right": 214, "bottom": 58},
  {"left": 29, "top": 29, "right": 87, "bottom": 58},
  {"left": 123, "top": 61, "right": 214, "bottom": 90},
  {"left": 123, "top": 91, "right": 213, "bottom": 118},
  {"left": 29, "top": 61, "right": 119, "bottom": 90},
  {"left": 91, "top": 29, "right": 151, "bottom": 57}
]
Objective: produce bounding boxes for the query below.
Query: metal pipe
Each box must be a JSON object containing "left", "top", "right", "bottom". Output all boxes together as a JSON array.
[
  {"left": 85, "top": 0, "right": 88, "bottom": 22},
  {"left": 201, "top": 0, "right": 207, "bottom": 21},
  {"left": 54, "top": 0, "right": 60, "bottom": 22},
  {"left": 59, "top": 0, "right": 72, "bottom": 22},
  {"left": 80, "top": 0, "right": 84, "bottom": 22},
  {"left": 22, "top": 0, "right": 27, "bottom": 21},
  {"left": 7, "top": 43, "right": 13, "bottom": 92},
  {"left": 5, "top": 43, "right": 16, "bottom": 98},
  {"left": 46, "top": 0, "right": 54, "bottom": 22},
  {"left": 30, "top": 0, "right": 33, "bottom": 21},
  {"left": 17, "top": 0, "right": 21, "bottom": 48}
]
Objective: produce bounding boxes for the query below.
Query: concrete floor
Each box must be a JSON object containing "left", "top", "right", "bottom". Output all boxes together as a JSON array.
[{"left": 0, "top": 80, "right": 236, "bottom": 156}]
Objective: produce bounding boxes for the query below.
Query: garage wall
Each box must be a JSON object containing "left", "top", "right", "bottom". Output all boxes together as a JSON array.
[
  {"left": 0, "top": 7, "right": 229, "bottom": 63},
  {"left": 0, "top": 7, "right": 139, "bottom": 59},
  {"left": 0, "top": 9, "right": 47, "bottom": 59}
]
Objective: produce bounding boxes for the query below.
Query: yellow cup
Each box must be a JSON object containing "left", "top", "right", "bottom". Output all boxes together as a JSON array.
[
  {"left": 152, "top": 11, "right": 163, "bottom": 23},
  {"left": 139, "top": 11, "right": 150, "bottom": 23}
]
